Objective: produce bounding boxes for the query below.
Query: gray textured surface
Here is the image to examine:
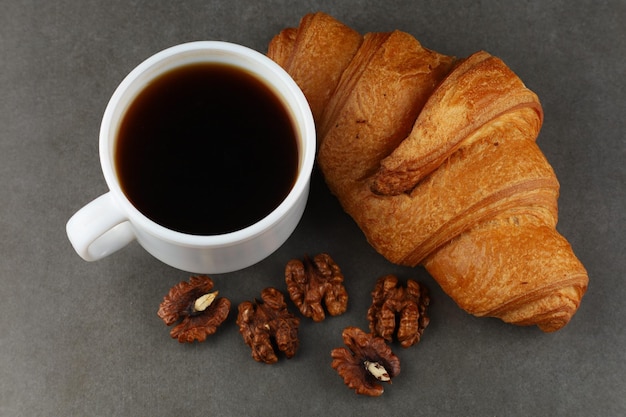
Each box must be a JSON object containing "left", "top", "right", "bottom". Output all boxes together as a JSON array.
[{"left": 2, "top": 1, "right": 625, "bottom": 416}]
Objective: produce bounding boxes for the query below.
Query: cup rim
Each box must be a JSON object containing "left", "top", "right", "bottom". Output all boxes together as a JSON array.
[{"left": 99, "top": 41, "right": 316, "bottom": 248}]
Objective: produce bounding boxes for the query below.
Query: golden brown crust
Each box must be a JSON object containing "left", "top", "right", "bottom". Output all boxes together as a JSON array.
[
  {"left": 371, "top": 51, "right": 544, "bottom": 196},
  {"left": 424, "top": 213, "right": 588, "bottom": 332},
  {"left": 267, "top": 12, "right": 363, "bottom": 124},
  {"left": 318, "top": 30, "right": 455, "bottom": 198},
  {"left": 340, "top": 108, "right": 558, "bottom": 266},
  {"left": 268, "top": 13, "right": 588, "bottom": 332},
  {"left": 267, "top": 27, "right": 297, "bottom": 69}
]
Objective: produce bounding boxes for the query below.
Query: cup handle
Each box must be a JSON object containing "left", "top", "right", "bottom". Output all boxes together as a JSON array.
[{"left": 66, "top": 192, "right": 136, "bottom": 261}]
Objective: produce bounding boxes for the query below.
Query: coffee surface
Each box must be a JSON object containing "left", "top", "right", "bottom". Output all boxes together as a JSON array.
[{"left": 116, "top": 63, "right": 298, "bottom": 235}]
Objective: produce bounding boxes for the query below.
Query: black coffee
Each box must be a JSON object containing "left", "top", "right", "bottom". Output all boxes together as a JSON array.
[{"left": 115, "top": 63, "right": 299, "bottom": 235}]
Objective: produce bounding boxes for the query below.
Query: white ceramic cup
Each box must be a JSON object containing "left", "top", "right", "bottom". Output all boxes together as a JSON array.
[{"left": 66, "top": 41, "right": 315, "bottom": 274}]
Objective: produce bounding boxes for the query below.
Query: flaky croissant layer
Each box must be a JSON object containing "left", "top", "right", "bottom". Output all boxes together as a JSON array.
[{"left": 268, "top": 12, "right": 588, "bottom": 332}]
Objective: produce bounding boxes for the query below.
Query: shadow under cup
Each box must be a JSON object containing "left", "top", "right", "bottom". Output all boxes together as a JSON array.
[{"left": 69, "top": 41, "right": 316, "bottom": 274}]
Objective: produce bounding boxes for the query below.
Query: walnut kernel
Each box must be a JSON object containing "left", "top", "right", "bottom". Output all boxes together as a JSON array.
[
  {"left": 157, "top": 275, "right": 231, "bottom": 343},
  {"left": 285, "top": 253, "right": 348, "bottom": 322},
  {"left": 367, "top": 274, "right": 430, "bottom": 348},
  {"left": 236, "top": 287, "right": 300, "bottom": 364},
  {"left": 331, "top": 327, "right": 401, "bottom": 396}
]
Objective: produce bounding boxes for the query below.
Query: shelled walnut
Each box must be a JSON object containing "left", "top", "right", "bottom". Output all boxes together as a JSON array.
[
  {"left": 367, "top": 274, "right": 430, "bottom": 348},
  {"left": 236, "top": 287, "right": 300, "bottom": 364},
  {"left": 331, "top": 327, "right": 401, "bottom": 397},
  {"left": 157, "top": 275, "right": 231, "bottom": 343},
  {"left": 285, "top": 253, "right": 348, "bottom": 322}
]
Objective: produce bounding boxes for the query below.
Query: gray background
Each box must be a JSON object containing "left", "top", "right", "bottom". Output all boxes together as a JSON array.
[{"left": 2, "top": 1, "right": 624, "bottom": 416}]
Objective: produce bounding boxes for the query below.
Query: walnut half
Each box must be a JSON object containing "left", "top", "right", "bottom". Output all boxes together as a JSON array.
[
  {"left": 157, "top": 275, "right": 231, "bottom": 343},
  {"left": 236, "top": 287, "right": 300, "bottom": 364},
  {"left": 331, "top": 327, "right": 401, "bottom": 396},
  {"left": 367, "top": 274, "right": 430, "bottom": 348},
  {"left": 285, "top": 253, "right": 348, "bottom": 322}
]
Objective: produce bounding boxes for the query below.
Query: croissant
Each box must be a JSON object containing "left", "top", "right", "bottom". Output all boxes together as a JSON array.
[{"left": 268, "top": 12, "right": 588, "bottom": 332}]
